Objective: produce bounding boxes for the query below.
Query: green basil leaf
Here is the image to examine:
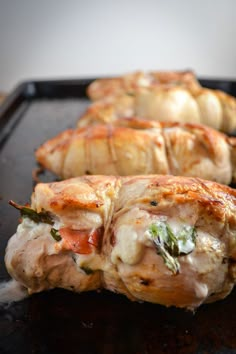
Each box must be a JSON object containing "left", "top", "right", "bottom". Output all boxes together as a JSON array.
[
  {"left": 148, "top": 221, "right": 196, "bottom": 274},
  {"left": 50, "top": 228, "right": 62, "bottom": 241},
  {"left": 9, "top": 200, "right": 54, "bottom": 225}
]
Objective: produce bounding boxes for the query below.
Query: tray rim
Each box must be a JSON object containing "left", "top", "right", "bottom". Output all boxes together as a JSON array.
[
  {"left": 0, "top": 78, "right": 95, "bottom": 121},
  {"left": 1, "top": 75, "right": 236, "bottom": 119}
]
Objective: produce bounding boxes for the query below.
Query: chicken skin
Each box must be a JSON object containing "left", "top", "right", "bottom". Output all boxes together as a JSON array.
[
  {"left": 35, "top": 118, "right": 236, "bottom": 185},
  {"left": 87, "top": 70, "right": 201, "bottom": 100},
  {"left": 79, "top": 86, "right": 236, "bottom": 134}
]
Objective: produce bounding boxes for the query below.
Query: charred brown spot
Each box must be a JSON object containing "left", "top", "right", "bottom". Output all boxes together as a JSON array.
[
  {"left": 208, "top": 292, "right": 216, "bottom": 298},
  {"left": 140, "top": 278, "right": 151, "bottom": 286},
  {"left": 150, "top": 200, "right": 158, "bottom": 206}
]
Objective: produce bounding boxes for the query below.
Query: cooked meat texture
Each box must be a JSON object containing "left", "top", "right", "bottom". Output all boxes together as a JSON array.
[
  {"left": 87, "top": 70, "right": 201, "bottom": 100},
  {"left": 35, "top": 118, "right": 235, "bottom": 185},
  {"left": 5, "top": 175, "right": 236, "bottom": 310},
  {"left": 79, "top": 86, "right": 236, "bottom": 134}
]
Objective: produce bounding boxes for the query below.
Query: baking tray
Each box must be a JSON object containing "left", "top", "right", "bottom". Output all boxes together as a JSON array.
[{"left": 0, "top": 77, "right": 236, "bottom": 354}]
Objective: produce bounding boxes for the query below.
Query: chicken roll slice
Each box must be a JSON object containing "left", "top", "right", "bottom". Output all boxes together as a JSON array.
[{"left": 5, "top": 176, "right": 119, "bottom": 294}]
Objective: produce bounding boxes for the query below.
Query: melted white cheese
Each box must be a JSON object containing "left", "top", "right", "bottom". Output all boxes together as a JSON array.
[
  {"left": 111, "top": 209, "right": 197, "bottom": 266},
  {"left": 111, "top": 225, "right": 144, "bottom": 265},
  {"left": 5, "top": 218, "right": 104, "bottom": 294},
  {"left": 14, "top": 218, "right": 57, "bottom": 254}
]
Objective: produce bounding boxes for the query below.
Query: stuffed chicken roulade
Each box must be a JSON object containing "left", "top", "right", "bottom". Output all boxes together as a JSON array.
[
  {"left": 36, "top": 118, "right": 236, "bottom": 185},
  {"left": 5, "top": 175, "right": 236, "bottom": 309},
  {"left": 79, "top": 85, "right": 236, "bottom": 134}
]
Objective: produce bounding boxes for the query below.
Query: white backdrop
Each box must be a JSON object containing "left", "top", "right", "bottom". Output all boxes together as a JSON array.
[{"left": 0, "top": 0, "right": 236, "bottom": 92}]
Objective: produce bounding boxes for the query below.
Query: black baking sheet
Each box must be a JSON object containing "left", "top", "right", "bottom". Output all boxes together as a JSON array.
[{"left": 0, "top": 77, "right": 236, "bottom": 354}]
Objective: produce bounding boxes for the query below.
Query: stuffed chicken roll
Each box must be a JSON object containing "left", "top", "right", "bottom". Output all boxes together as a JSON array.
[
  {"left": 35, "top": 118, "right": 236, "bottom": 185},
  {"left": 5, "top": 175, "right": 236, "bottom": 310},
  {"left": 79, "top": 86, "right": 236, "bottom": 134}
]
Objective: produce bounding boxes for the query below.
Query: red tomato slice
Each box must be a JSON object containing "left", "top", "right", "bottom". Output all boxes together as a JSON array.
[
  {"left": 88, "top": 228, "right": 102, "bottom": 248},
  {"left": 59, "top": 227, "right": 102, "bottom": 254}
]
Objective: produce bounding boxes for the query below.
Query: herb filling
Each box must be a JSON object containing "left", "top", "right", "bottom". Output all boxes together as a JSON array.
[
  {"left": 50, "top": 228, "right": 62, "bottom": 241},
  {"left": 9, "top": 200, "right": 61, "bottom": 242},
  {"left": 9, "top": 200, "right": 54, "bottom": 225},
  {"left": 148, "top": 221, "right": 196, "bottom": 274}
]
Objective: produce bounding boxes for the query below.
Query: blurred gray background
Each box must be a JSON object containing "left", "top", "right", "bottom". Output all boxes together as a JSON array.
[{"left": 0, "top": 0, "right": 235, "bottom": 92}]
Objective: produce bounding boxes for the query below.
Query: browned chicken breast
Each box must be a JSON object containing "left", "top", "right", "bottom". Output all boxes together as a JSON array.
[
  {"left": 5, "top": 175, "right": 236, "bottom": 310},
  {"left": 87, "top": 70, "right": 201, "bottom": 100},
  {"left": 78, "top": 86, "right": 236, "bottom": 134},
  {"left": 35, "top": 118, "right": 236, "bottom": 185}
]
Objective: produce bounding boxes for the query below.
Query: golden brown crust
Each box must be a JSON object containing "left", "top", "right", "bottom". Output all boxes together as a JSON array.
[
  {"left": 150, "top": 70, "right": 200, "bottom": 88},
  {"left": 32, "top": 175, "right": 118, "bottom": 213},
  {"left": 87, "top": 70, "right": 201, "bottom": 100},
  {"left": 35, "top": 118, "right": 234, "bottom": 185},
  {"left": 32, "top": 174, "right": 236, "bottom": 226}
]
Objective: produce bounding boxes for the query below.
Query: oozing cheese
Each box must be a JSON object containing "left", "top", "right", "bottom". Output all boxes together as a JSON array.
[
  {"left": 111, "top": 224, "right": 144, "bottom": 265},
  {"left": 111, "top": 207, "right": 197, "bottom": 266},
  {"left": 5, "top": 204, "right": 232, "bottom": 309},
  {"left": 5, "top": 218, "right": 102, "bottom": 294}
]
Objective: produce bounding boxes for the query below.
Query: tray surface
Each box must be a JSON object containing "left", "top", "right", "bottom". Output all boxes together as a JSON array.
[{"left": 0, "top": 78, "right": 236, "bottom": 354}]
